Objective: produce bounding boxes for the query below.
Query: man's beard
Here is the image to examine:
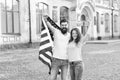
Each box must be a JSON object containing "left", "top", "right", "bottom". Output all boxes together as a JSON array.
[{"left": 61, "top": 27, "right": 68, "bottom": 34}]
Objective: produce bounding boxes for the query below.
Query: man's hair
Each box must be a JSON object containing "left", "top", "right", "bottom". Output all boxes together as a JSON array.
[{"left": 60, "top": 19, "right": 68, "bottom": 25}]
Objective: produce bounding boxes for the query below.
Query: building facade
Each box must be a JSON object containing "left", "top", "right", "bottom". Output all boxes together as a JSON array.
[
  {"left": 77, "top": 0, "right": 120, "bottom": 39},
  {"left": 0, "top": 0, "right": 120, "bottom": 45}
]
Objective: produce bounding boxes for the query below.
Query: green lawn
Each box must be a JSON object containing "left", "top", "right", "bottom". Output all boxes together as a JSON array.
[{"left": 0, "top": 44, "right": 120, "bottom": 80}]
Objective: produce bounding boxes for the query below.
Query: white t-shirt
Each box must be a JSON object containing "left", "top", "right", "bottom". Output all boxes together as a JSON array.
[
  {"left": 67, "top": 41, "right": 83, "bottom": 62},
  {"left": 52, "top": 29, "right": 70, "bottom": 60}
]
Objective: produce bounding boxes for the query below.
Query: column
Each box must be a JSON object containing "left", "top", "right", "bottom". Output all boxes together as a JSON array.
[{"left": 0, "top": 4, "right": 2, "bottom": 44}]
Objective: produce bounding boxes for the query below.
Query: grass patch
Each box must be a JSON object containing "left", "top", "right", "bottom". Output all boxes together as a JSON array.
[{"left": 0, "top": 42, "right": 40, "bottom": 51}]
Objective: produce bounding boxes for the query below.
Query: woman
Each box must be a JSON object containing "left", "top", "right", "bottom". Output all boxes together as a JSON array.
[{"left": 67, "top": 25, "right": 91, "bottom": 80}]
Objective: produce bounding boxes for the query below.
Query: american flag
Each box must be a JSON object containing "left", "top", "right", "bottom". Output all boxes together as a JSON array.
[{"left": 39, "top": 18, "right": 53, "bottom": 74}]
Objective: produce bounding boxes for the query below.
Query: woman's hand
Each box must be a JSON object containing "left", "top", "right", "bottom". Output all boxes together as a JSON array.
[{"left": 81, "top": 21, "right": 92, "bottom": 44}]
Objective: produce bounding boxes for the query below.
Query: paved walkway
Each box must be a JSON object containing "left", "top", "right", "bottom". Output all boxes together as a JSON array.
[{"left": 87, "top": 39, "right": 120, "bottom": 44}]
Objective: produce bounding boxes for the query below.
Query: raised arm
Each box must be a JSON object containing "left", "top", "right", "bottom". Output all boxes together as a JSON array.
[
  {"left": 44, "top": 15, "right": 61, "bottom": 32},
  {"left": 81, "top": 21, "right": 92, "bottom": 44},
  {"left": 44, "top": 18, "right": 55, "bottom": 32}
]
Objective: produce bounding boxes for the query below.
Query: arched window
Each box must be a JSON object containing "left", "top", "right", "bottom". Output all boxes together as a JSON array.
[
  {"left": 1, "top": 0, "right": 20, "bottom": 34},
  {"left": 105, "top": 13, "right": 110, "bottom": 33},
  {"left": 36, "top": 2, "right": 49, "bottom": 34},
  {"left": 81, "top": 15, "right": 86, "bottom": 21},
  {"left": 60, "top": 6, "right": 69, "bottom": 21},
  {"left": 114, "top": 15, "right": 118, "bottom": 32},
  {"left": 81, "top": 14, "right": 88, "bottom": 35}
]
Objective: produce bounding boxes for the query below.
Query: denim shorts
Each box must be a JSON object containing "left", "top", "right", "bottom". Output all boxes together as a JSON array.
[
  {"left": 51, "top": 57, "right": 68, "bottom": 67},
  {"left": 51, "top": 57, "right": 69, "bottom": 80},
  {"left": 69, "top": 61, "right": 83, "bottom": 80},
  {"left": 70, "top": 61, "right": 83, "bottom": 66}
]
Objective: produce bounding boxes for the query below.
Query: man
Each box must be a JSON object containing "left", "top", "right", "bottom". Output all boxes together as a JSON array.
[{"left": 44, "top": 16, "right": 70, "bottom": 80}]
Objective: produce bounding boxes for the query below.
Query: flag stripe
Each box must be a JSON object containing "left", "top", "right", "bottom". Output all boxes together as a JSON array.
[
  {"left": 39, "top": 53, "right": 51, "bottom": 64},
  {"left": 46, "top": 51, "right": 52, "bottom": 58},
  {"left": 39, "top": 51, "right": 52, "bottom": 62},
  {"left": 41, "top": 33, "right": 48, "bottom": 38},
  {"left": 41, "top": 29, "right": 47, "bottom": 35},
  {"left": 39, "top": 43, "right": 52, "bottom": 51},
  {"left": 40, "top": 39, "right": 50, "bottom": 46},
  {"left": 40, "top": 37, "right": 49, "bottom": 42},
  {"left": 39, "top": 17, "right": 54, "bottom": 74},
  {"left": 39, "top": 55, "right": 51, "bottom": 69},
  {"left": 41, "top": 22, "right": 45, "bottom": 31},
  {"left": 39, "top": 46, "right": 52, "bottom": 55}
]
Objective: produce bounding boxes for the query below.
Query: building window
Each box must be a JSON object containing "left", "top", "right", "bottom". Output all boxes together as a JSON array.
[
  {"left": 101, "top": 14, "right": 104, "bottom": 25},
  {"left": 36, "top": 2, "right": 48, "bottom": 34},
  {"left": 81, "top": 15, "right": 86, "bottom": 21},
  {"left": 103, "top": 0, "right": 110, "bottom": 6},
  {"left": 96, "top": 0, "right": 101, "bottom": 4},
  {"left": 113, "top": 0, "right": 118, "bottom": 9},
  {"left": 105, "top": 13, "right": 110, "bottom": 33},
  {"left": 52, "top": 6, "right": 58, "bottom": 22},
  {"left": 60, "top": 6, "right": 69, "bottom": 21},
  {"left": 94, "top": 16, "right": 97, "bottom": 25},
  {"left": 114, "top": 15, "right": 118, "bottom": 32},
  {"left": 96, "top": 12, "right": 100, "bottom": 33},
  {"left": 81, "top": 14, "right": 86, "bottom": 35},
  {"left": 1, "top": 0, "right": 20, "bottom": 34},
  {"left": 113, "top": 0, "right": 117, "bottom": 2}
]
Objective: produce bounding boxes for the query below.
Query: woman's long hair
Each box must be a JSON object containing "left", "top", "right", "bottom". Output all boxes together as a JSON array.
[{"left": 69, "top": 28, "right": 81, "bottom": 44}]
